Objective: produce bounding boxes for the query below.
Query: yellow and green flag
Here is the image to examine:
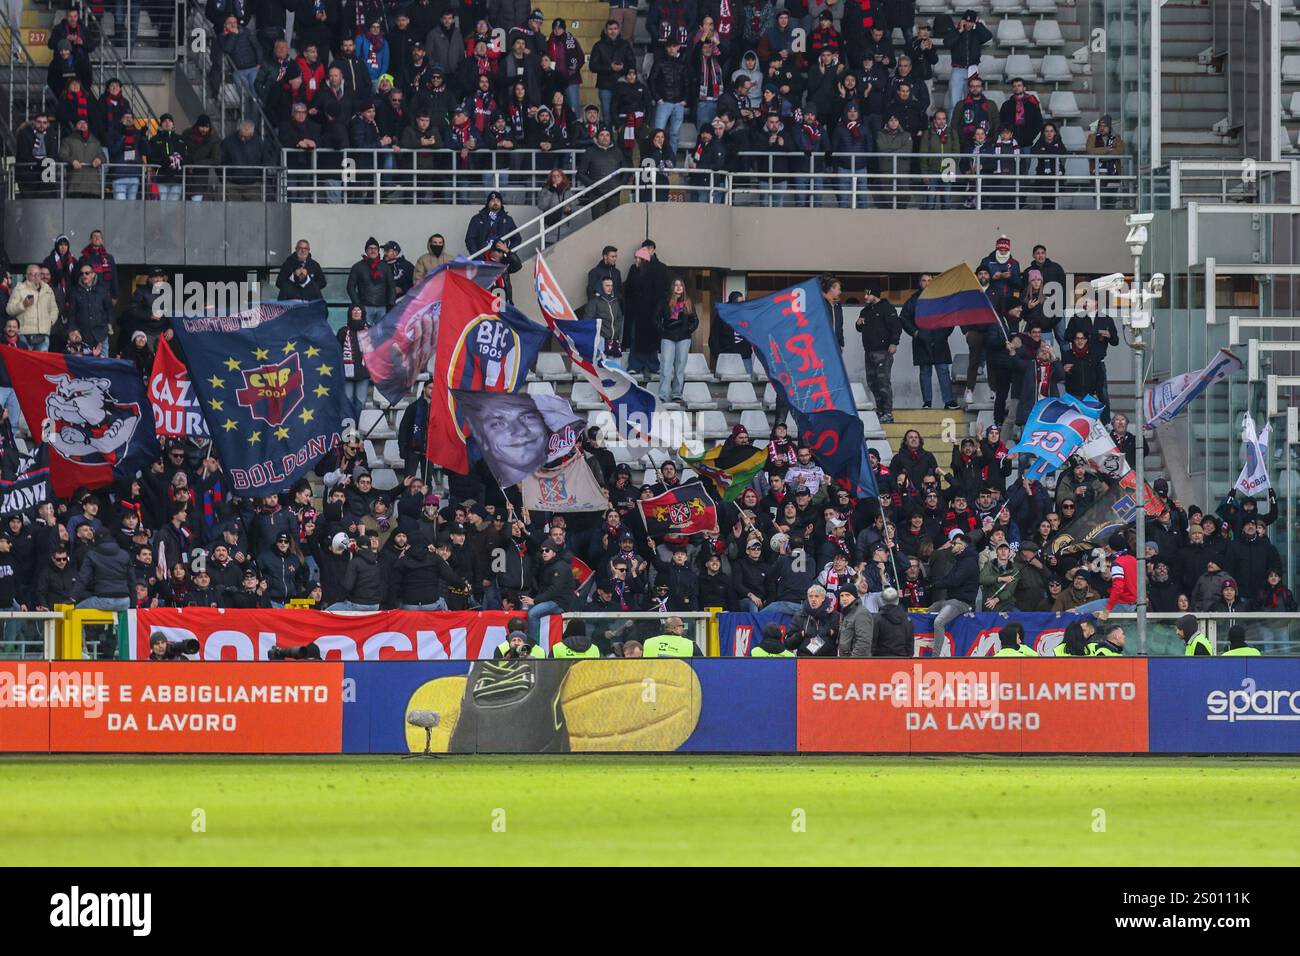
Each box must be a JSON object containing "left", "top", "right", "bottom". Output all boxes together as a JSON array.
[{"left": 678, "top": 443, "right": 767, "bottom": 502}]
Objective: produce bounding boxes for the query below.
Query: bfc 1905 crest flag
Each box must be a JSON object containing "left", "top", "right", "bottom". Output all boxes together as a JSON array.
[
  {"left": 172, "top": 299, "right": 348, "bottom": 495},
  {"left": 424, "top": 273, "right": 549, "bottom": 475},
  {"left": 361, "top": 257, "right": 507, "bottom": 405},
  {"left": 637, "top": 481, "right": 720, "bottom": 537},
  {"left": 717, "top": 281, "right": 876, "bottom": 498},
  {"left": 0, "top": 350, "right": 161, "bottom": 497}
]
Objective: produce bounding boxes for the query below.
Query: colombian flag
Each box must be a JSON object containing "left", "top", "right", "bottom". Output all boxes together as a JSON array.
[{"left": 915, "top": 263, "right": 1002, "bottom": 330}]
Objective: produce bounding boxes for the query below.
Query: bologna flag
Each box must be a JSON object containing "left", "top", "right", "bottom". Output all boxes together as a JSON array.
[
  {"left": 173, "top": 300, "right": 348, "bottom": 495},
  {"left": 425, "top": 273, "right": 548, "bottom": 474},
  {"left": 638, "top": 481, "right": 720, "bottom": 537},
  {"left": 0, "top": 349, "right": 160, "bottom": 496},
  {"left": 149, "top": 335, "right": 209, "bottom": 438},
  {"left": 717, "top": 281, "right": 876, "bottom": 498}
]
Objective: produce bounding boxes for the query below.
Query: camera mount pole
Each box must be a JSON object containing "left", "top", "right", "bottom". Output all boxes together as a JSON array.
[{"left": 1131, "top": 250, "right": 1148, "bottom": 656}]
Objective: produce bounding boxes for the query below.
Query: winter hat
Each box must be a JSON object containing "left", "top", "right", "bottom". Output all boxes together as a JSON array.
[
  {"left": 1107, "top": 533, "right": 1126, "bottom": 552},
  {"left": 882, "top": 587, "right": 900, "bottom": 606},
  {"left": 1222, "top": 578, "right": 1238, "bottom": 591},
  {"left": 196, "top": 114, "right": 213, "bottom": 128},
  {"left": 634, "top": 247, "right": 652, "bottom": 262},
  {"left": 365, "top": 236, "right": 379, "bottom": 249},
  {"left": 530, "top": 8, "right": 544, "bottom": 20},
  {"left": 159, "top": 112, "right": 174, "bottom": 124},
  {"left": 1026, "top": 268, "right": 1043, "bottom": 283},
  {"left": 730, "top": 423, "right": 748, "bottom": 440}
]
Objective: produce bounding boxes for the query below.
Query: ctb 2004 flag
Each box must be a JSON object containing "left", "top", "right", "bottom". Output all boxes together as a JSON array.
[
  {"left": 0, "top": 349, "right": 160, "bottom": 496},
  {"left": 717, "top": 281, "right": 876, "bottom": 498},
  {"left": 173, "top": 300, "right": 348, "bottom": 495}
]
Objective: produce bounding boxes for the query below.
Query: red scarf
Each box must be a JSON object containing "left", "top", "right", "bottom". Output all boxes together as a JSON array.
[
  {"left": 717, "top": 0, "right": 733, "bottom": 35},
  {"left": 367, "top": 255, "right": 383, "bottom": 282}
]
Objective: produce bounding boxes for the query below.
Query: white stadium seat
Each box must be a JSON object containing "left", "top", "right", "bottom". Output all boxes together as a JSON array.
[
  {"left": 535, "top": 352, "right": 572, "bottom": 381},
  {"left": 1288, "top": 91, "right": 1300, "bottom": 119},
  {"left": 1059, "top": 124, "right": 1087, "bottom": 151},
  {"left": 851, "top": 382, "right": 875, "bottom": 411},
  {"left": 978, "top": 54, "right": 1006, "bottom": 82},
  {"left": 525, "top": 380, "right": 556, "bottom": 397},
  {"left": 1282, "top": 21, "right": 1300, "bottom": 46},
  {"left": 569, "top": 380, "right": 604, "bottom": 410},
  {"left": 1039, "top": 53, "right": 1072, "bottom": 83},
  {"left": 990, "top": 0, "right": 1026, "bottom": 15},
  {"left": 1027, "top": 0, "right": 1058, "bottom": 11},
  {"left": 370, "top": 468, "right": 400, "bottom": 491},
  {"left": 763, "top": 382, "right": 778, "bottom": 409},
  {"left": 681, "top": 381, "right": 717, "bottom": 409},
  {"left": 696, "top": 410, "right": 730, "bottom": 439},
  {"left": 359, "top": 407, "right": 394, "bottom": 439},
  {"left": 685, "top": 353, "right": 716, "bottom": 381},
  {"left": 364, "top": 440, "right": 383, "bottom": 469},
  {"left": 382, "top": 440, "right": 405, "bottom": 468},
  {"left": 984, "top": 89, "right": 1007, "bottom": 111},
  {"left": 993, "top": 19, "right": 1024, "bottom": 48},
  {"left": 917, "top": 0, "right": 947, "bottom": 13},
  {"left": 1285, "top": 56, "right": 1300, "bottom": 82},
  {"left": 1283, "top": 127, "right": 1297, "bottom": 155},
  {"left": 726, "top": 381, "right": 762, "bottom": 410},
  {"left": 715, "top": 352, "right": 752, "bottom": 381},
  {"left": 740, "top": 409, "right": 772, "bottom": 437},
  {"left": 1032, "top": 19, "right": 1064, "bottom": 48},
  {"left": 1003, "top": 53, "right": 1037, "bottom": 82},
  {"left": 587, "top": 409, "right": 617, "bottom": 434},
  {"left": 996, "top": 19, "right": 1029, "bottom": 49},
  {"left": 1048, "top": 90, "right": 1082, "bottom": 119},
  {"left": 934, "top": 53, "right": 953, "bottom": 80}
]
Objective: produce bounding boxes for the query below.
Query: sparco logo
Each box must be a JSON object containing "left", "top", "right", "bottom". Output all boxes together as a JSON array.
[
  {"left": 49, "top": 886, "right": 152, "bottom": 936},
  {"left": 1206, "top": 678, "right": 1300, "bottom": 723}
]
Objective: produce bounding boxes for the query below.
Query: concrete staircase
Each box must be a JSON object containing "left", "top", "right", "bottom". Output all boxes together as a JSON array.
[{"left": 1157, "top": 0, "right": 1238, "bottom": 161}]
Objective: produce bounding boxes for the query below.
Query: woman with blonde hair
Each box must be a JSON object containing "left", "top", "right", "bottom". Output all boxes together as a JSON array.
[{"left": 536, "top": 167, "right": 575, "bottom": 239}]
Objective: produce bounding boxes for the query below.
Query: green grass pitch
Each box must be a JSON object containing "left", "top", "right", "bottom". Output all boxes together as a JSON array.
[{"left": 2, "top": 755, "right": 1297, "bottom": 866}]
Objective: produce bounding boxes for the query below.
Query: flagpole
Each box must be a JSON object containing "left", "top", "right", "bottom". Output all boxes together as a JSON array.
[{"left": 1132, "top": 250, "right": 1149, "bottom": 656}]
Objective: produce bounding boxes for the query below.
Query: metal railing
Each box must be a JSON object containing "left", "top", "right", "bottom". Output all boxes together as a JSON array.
[
  {"left": 281, "top": 146, "right": 581, "bottom": 205},
  {"left": 562, "top": 611, "right": 712, "bottom": 654},
  {"left": 95, "top": 0, "right": 183, "bottom": 64},
  {"left": 70, "top": 3, "right": 160, "bottom": 126},
  {"left": 179, "top": 9, "right": 276, "bottom": 140},
  {"left": 0, "top": 612, "right": 67, "bottom": 659},
  {"left": 6, "top": 160, "right": 281, "bottom": 201},
  {"left": 0, "top": 4, "right": 48, "bottom": 147}
]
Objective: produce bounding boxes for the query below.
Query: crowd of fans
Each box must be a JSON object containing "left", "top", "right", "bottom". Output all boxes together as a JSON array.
[
  {"left": 14, "top": 2, "right": 1126, "bottom": 207},
  {"left": 0, "top": 216, "right": 1290, "bottom": 662}
]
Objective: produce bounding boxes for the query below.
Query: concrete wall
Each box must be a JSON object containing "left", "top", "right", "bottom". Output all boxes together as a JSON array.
[{"left": 289, "top": 203, "right": 542, "bottom": 271}]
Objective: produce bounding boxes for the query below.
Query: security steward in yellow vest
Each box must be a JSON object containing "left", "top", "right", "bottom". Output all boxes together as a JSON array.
[
  {"left": 1221, "top": 623, "right": 1261, "bottom": 657},
  {"left": 494, "top": 630, "right": 546, "bottom": 659},
  {"left": 550, "top": 623, "right": 602, "bottom": 658},
  {"left": 1054, "top": 619, "right": 1093, "bottom": 656},
  {"left": 750, "top": 623, "right": 796, "bottom": 657},
  {"left": 993, "top": 621, "right": 1038, "bottom": 657},
  {"left": 1176, "top": 613, "right": 1215, "bottom": 656},
  {"left": 643, "top": 616, "right": 699, "bottom": 657},
  {"left": 1087, "top": 623, "right": 1126, "bottom": 656}
]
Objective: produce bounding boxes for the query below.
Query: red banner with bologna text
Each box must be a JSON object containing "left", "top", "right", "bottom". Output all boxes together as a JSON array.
[
  {"left": 47, "top": 662, "right": 342, "bottom": 752},
  {"left": 797, "top": 659, "right": 1149, "bottom": 753},
  {"left": 128, "top": 608, "right": 545, "bottom": 661}
]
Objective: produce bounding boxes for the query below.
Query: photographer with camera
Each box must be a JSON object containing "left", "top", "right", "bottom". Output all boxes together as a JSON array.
[
  {"left": 148, "top": 633, "right": 200, "bottom": 661},
  {"left": 493, "top": 628, "right": 545, "bottom": 659}
]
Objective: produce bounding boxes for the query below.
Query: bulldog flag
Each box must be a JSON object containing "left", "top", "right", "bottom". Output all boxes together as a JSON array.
[
  {"left": 638, "top": 480, "right": 719, "bottom": 537},
  {"left": 424, "top": 273, "right": 549, "bottom": 475},
  {"left": 1235, "top": 413, "right": 1271, "bottom": 495},
  {"left": 149, "top": 335, "right": 209, "bottom": 438},
  {"left": 717, "top": 281, "right": 876, "bottom": 498},
  {"left": 173, "top": 299, "right": 348, "bottom": 495},
  {"left": 0, "top": 350, "right": 160, "bottom": 497},
  {"left": 362, "top": 257, "right": 507, "bottom": 405}
]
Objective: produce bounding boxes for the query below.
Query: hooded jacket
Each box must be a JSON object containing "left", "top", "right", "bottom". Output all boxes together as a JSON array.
[
  {"left": 74, "top": 539, "right": 134, "bottom": 600},
  {"left": 342, "top": 546, "right": 384, "bottom": 604},
  {"left": 873, "top": 602, "right": 914, "bottom": 657}
]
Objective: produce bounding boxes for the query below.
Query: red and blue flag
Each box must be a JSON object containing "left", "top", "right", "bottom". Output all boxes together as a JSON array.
[
  {"left": 0, "top": 349, "right": 160, "bottom": 497},
  {"left": 717, "top": 280, "right": 876, "bottom": 498}
]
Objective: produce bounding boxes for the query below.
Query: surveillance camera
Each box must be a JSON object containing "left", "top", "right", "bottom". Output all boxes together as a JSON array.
[
  {"left": 1090, "top": 273, "right": 1126, "bottom": 293},
  {"left": 1125, "top": 224, "right": 1148, "bottom": 251},
  {"left": 1125, "top": 212, "right": 1154, "bottom": 227},
  {"left": 1148, "top": 272, "right": 1166, "bottom": 297}
]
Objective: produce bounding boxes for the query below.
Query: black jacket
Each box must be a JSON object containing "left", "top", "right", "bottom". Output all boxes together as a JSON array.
[
  {"left": 873, "top": 604, "right": 914, "bottom": 657},
  {"left": 342, "top": 548, "right": 384, "bottom": 604},
  {"left": 532, "top": 552, "right": 576, "bottom": 610},
  {"left": 900, "top": 288, "right": 954, "bottom": 365},
  {"left": 648, "top": 52, "right": 690, "bottom": 103},
  {"left": 73, "top": 539, "right": 134, "bottom": 600},
  {"left": 928, "top": 547, "right": 979, "bottom": 605},
  {"left": 346, "top": 256, "right": 396, "bottom": 308},
  {"left": 276, "top": 254, "right": 328, "bottom": 299},
  {"left": 788, "top": 599, "right": 837, "bottom": 656},
  {"left": 856, "top": 298, "right": 902, "bottom": 353}
]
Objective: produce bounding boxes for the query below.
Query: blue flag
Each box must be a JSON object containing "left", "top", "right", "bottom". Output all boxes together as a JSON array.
[
  {"left": 717, "top": 281, "right": 876, "bottom": 498},
  {"left": 173, "top": 300, "right": 349, "bottom": 495},
  {"left": 1011, "top": 393, "right": 1105, "bottom": 481}
]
